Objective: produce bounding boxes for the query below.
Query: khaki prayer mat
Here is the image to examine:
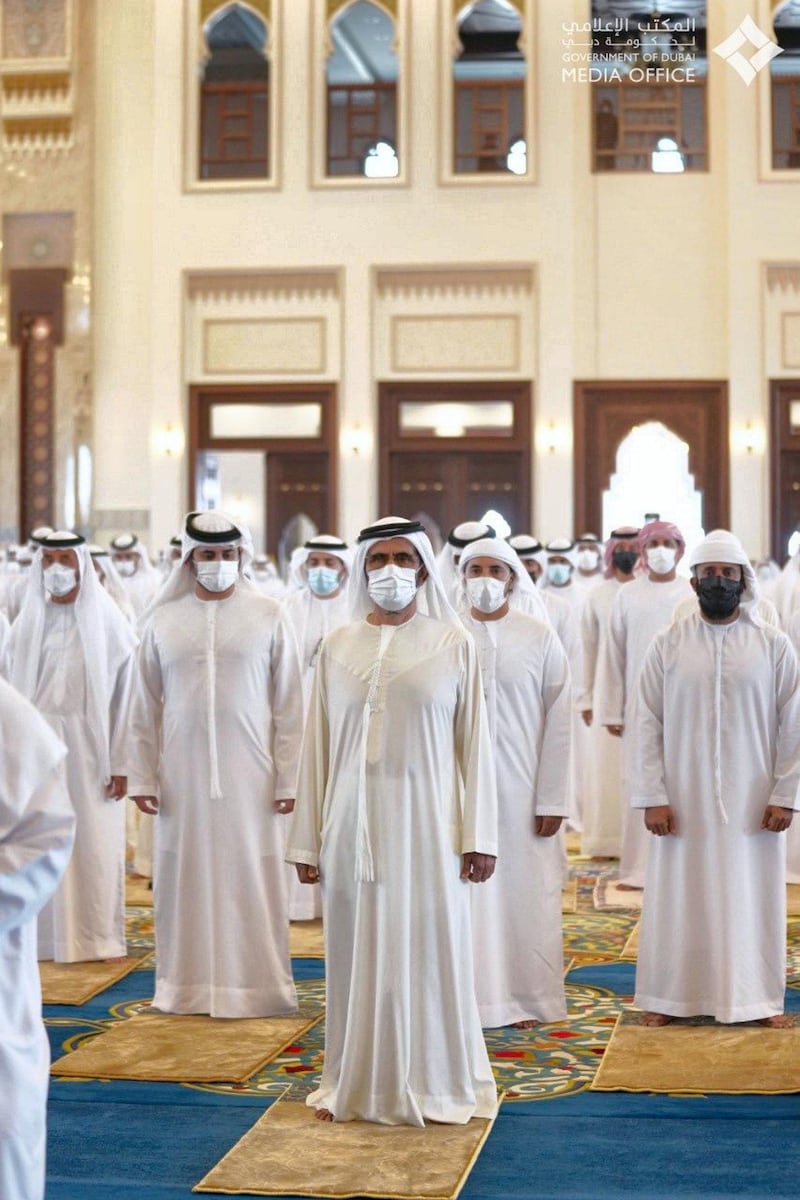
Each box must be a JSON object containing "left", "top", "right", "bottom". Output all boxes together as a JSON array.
[
  {"left": 290, "top": 918, "right": 324, "bottom": 958},
  {"left": 619, "top": 922, "right": 639, "bottom": 961},
  {"left": 52, "top": 1011, "right": 321, "bottom": 1083},
  {"left": 561, "top": 879, "right": 578, "bottom": 913},
  {"left": 193, "top": 1094, "right": 502, "bottom": 1199},
  {"left": 593, "top": 877, "right": 643, "bottom": 911},
  {"left": 125, "top": 875, "right": 153, "bottom": 907},
  {"left": 565, "top": 831, "right": 581, "bottom": 854},
  {"left": 40, "top": 953, "right": 151, "bottom": 1005},
  {"left": 788, "top": 884, "right": 800, "bottom": 917},
  {"left": 591, "top": 1012, "right": 800, "bottom": 1094}
]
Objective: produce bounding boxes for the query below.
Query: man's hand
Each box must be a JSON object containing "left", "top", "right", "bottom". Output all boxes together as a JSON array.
[
  {"left": 132, "top": 795, "right": 159, "bottom": 815},
  {"left": 644, "top": 805, "right": 676, "bottom": 836},
  {"left": 761, "top": 805, "right": 794, "bottom": 832},
  {"left": 275, "top": 798, "right": 295, "bottom": 814},
  {"left": 295, "top": 863, "right": 320, "bottom": 884},
  {"left": 106, "top": 775, "right": 127, "bottom": 800},
  {"left": 535, "top": 815, "right": 563, "bottom": 838},
  {"left": 581, "top": 709, "right": 593, "bottom": 727},
  {"left": 606, "top": 724, "right": 624, "bottom": 738},
  {"left": 460, "top": 853, "right": 496, "bottom": 883}
]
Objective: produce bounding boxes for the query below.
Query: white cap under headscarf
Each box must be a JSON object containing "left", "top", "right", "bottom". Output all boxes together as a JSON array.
[
  {"left": 435, "top": 520, "right": 497, "bottom": 598},
  {"left": 349, "top": 516, "right": 461, "bottom": 626},
  {"left": 508, "top": 534, "right": 547, "bottom": 574},
  {"left": 544, "top": 537, "right": 579, "bottom": 568},
  {"left": 288, "top": 534, "right": 352, "bottom": 591},
  {"left": 109, "top": 532, "right": 158, "bottom": 579},
  {"left": 687, "top": 529, "right": 760, "bottom": 618},
  {"left": 9, "top": 532, "right": 137, "bottom": 781},
  {"left": 138, "top": 510, "right": 256, "bottom": 628},
  {"left": 457, "top": 537, "right": 549, "bottom": 623}
]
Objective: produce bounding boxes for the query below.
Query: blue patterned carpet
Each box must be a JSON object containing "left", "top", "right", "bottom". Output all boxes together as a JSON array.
[{"left": 43, "top": 866, "right": 800, "bottom": 1199}]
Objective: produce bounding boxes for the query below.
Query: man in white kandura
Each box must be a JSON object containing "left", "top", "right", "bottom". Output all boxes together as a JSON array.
[
  {"left": 459, "top": 538, "right": 572, "bottom": 1028},
  {"left": 633, "top": 530, "right": 800, "bottom": 1027},
  {"left": 435, "top": 519, "right": 497, "bottom": 606},
  {"left": 600, "top": 520, "right": 692, "bottom": 889},
  {"left": 109, "top": 532, "right": 160, "bottom": 621},
  {"left": 287, "top": 516, "right": 498, "bottom": 1126},
  {"left": 281, "top": 534, "right": 351, "bottom": 922},
  {"left": 0, "top": 678, "right": 74, "bottom": 1200},
  {"left": 127, "top": 511, "right": 304, "bottom": 1018},
  {"left": 7, "top": 531, "right": 136, "bottom": 963},
  {"left": 577, "top": 528, "right": 640, "bottom": 860}
]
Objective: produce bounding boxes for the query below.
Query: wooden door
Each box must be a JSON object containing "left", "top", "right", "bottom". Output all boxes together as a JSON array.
[
  {"left": 573, "top": 380, "right": 729, "bottom": 534},
  {"left": 266, "top": 452, "right": 330, "bottom": 553},
  {"left": 379, "top": 381, "right": 532, "bottom": 539},
  {"left": 770, "top": 380, "right": 800, "bottom": 561}
]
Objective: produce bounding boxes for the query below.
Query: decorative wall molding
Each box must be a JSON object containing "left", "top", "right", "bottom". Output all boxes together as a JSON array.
[
  {"left": 391, "top": 313, "right": 521, "bottom": 373},
  {"left": 767, "top": 265, "right": 800, "bottom": 294},
  {"left": 782, "top": 313, "right": 800, "bottom": 369},
  {"left": 203, "top": 316, "right": 327, "bottom": 374},
  {"left": 187, "top": 269, "right": 340, "bottom": 304},
  {"left": 0, "top": 0, "right": 75, "bottom": 150},
  {"left": 376, "top": 266, "right": 534, "bottom": 300}
]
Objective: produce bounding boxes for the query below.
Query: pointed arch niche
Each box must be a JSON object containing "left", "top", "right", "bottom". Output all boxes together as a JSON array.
[
  {"left": 603, "top": 422, "right": 705, "bottom": 551},
  {"left": 440, "top": 0, "right": 535, "bottom": 184},
  {"left": 311, "top": 0, "right": 409, "bottom": 188},
  {"left": 573, "top": 380, "right": 729, "bottom": 537},
  {"left": 184, "top": 0, "right": 281, "bottom": 191}
]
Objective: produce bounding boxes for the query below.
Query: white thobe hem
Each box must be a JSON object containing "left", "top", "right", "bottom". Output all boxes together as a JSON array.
[
  {"left": 152, "top": 980, "right": 299, "bottom": 1020},
  {"left": 306, "top": 1083, "right": 498, "bottom": 1127},
  {"left": 633, "top": 992, "right": 785, "bottom": 1024},
  {"left": 479, "top": 997, "right": 567, "bottom": 1027}
]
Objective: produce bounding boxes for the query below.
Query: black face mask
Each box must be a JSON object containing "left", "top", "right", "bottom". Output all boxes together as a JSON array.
[
  {"left": 695, "top": 576, "right": 744, "bottom": 619},
  {"left": 612, "top": 549, "right": 638, "bottom": 575}
]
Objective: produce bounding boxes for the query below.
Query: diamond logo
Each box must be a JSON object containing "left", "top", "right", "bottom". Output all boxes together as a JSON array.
[{"left": 713, "top": 15, "right": 783, "bottom": 85}]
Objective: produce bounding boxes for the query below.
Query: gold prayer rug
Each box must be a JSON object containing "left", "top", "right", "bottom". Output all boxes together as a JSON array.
[
  {"left": 51, "top": 1011, "right": 321, "bottom": 1083},
  {"left": 290, "top": 918, "right": 324, "bottom": 958},
  {"left": 561, "top": 879, "right": 578, "bottom": 913},
  {"left": 193, "top": 1094, "right": 502, "bottom": 1199},
  {"left": 125, "top": 875, "right": 153, "bottom": 907},
  {"left": 39, "top": 953, "right": 151, "bottom": 1006},
  {"left": 591, "top": 1012, "right": 800, "bottom": 1094},
  {"left": 619, "top": 922, "right": 639, "bottom": 961},
  {"left": 593, "top": 878, "right": 643, "bottom": 911},
  {"left": 788, "top": 884, "right": 800, "bottom": 917}
]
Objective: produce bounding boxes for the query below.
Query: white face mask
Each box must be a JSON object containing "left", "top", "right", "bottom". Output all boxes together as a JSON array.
[
  {"left": 577, "top": 549, "right": 599, "bottom": 571},
  {"left": 367, "top": 564, "right": 419, "bottom": 612},
  {"left": 195, "top": 560, "right": 239, "bottom": 593},
  {"left": 646, "top": 546, "right": 677, "bottom": 575},
  {"left": 307, "top": 565, "right": 341, "bottom": 597},
  {"left": 466, "top": 576, "right": 508, "bottom": 614},
  {"left": 43, "top": 563, "right": 78, "bottom": 597},
  {"left": 115, "top": 559, "right": 137, "bottom": 577},
  {"left": 547, "top": 562, "right": 572, "bottom": 587}
]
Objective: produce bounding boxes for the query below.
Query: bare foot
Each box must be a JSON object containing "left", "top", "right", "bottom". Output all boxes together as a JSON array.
[
  {"left": 758, "top": 1014, "right": 793, "bottom": 1028},
  {"left": 314, "top": 1108, "right": 335, "bottom": 1122},
  {"left": 640, "top": 1012, "right": 672, "bottom": 1027},
  {"left": 512, "top": 1019, "right": 540, "bottom": 1029},
  {"left": 104, "top": 956, "right": 128, "bottom": 964},
  {"left": 616, "top": 883, "right": 643, "bottom": 892}
]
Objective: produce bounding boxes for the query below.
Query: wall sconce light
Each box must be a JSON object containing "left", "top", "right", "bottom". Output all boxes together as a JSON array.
[
  {"left": 341, "top": 424, "right": 371, "bottom": 457},
  {"left": 155, "top": 423, "right": 185, "bottom": 458},
  {"left": 731, "top": 421, "right": 765, "bottom": 457},
  {"left": 537, "top": 420, "right": 570, "bottom": 456}
]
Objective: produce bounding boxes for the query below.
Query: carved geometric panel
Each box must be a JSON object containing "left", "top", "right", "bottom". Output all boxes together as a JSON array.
[
  {"left": 203, "top": 318, "right": 327, "bottom": 374},
  {"left": 391, "top": 314, "right": 520, "bottom": 373}
]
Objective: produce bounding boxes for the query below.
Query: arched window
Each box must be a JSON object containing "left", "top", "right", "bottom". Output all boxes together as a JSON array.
[
  {"left": 453, "top": 0, "right": 527, "bottom": 175},
  {"left": 326, "top": 1, "right": 399, "bottom": 178},
  {"left": 772, "top": 2, "right": 800, "bottom": 168},
  {"left": 200, "top": 3, "right": 270, "bottom": 180},
  {"left": 603, "top": 422, "right": 704, "bottom": 554}
]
